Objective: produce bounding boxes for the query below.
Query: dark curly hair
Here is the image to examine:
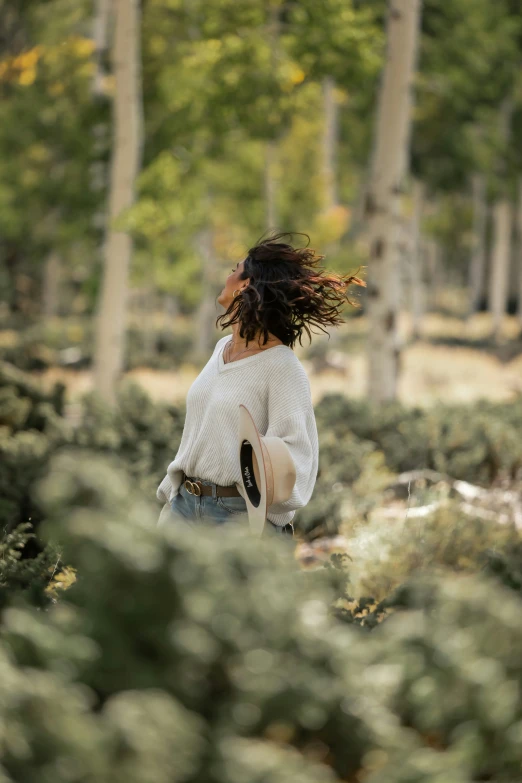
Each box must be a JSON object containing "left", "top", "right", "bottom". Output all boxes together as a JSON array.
[{"left": 215, "top": 231, "right": 366, "bottom": 349}]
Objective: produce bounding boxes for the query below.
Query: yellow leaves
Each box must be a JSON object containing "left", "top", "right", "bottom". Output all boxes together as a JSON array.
[
  {"left": 45, "top": 565, "right": 77, "bottom": 597},
  {"left": 0, "top": 45, "right": 43, "bottom": 84},
  {"left": 18, "top": 68, "right": 37, "bottom": 86},
  {"left": 288, "top": 63, "right": 305, "bottom": 86},
  {"left": 18, "top": 47, "right": 42, "bottom": 69},
  {"left": 0, "top": 36, "right": 95, "bottom": 86},
  {"left": 312, "top": 205, "right": 351, "bottom": 245},
  {"left": 280, "top": 61, "right": 306, "bottom": 93},
  {"left": 67, "top": 35, "right": 95, "bottom": 58}
]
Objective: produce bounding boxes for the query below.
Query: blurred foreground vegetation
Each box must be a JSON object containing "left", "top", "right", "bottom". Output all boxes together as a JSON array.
[
  {"left": 1, "top": 442, "right": 522, "bottom": 781},
  {"left": 1, "top": 357, "right": 522, "bottom": 779}
]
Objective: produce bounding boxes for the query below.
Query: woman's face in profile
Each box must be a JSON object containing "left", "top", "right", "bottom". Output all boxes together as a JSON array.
[{"left": 217, "top": 259, "right": 248, "bottom": 308}]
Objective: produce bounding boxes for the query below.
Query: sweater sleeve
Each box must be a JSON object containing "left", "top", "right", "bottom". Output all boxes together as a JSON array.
[
  {"left": 156, "top": 468, "right": 184, "bottom": 504},
  {"left": 264, "top": 358, "right": 319, "bottom": 522}
]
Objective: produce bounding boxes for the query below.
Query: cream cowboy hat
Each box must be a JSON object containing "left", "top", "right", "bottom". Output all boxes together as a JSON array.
[{"left": 238, "top": 403, "right": 297, "bottom": 537}]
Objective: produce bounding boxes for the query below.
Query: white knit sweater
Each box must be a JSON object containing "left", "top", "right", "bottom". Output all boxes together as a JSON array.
[{"left": 156, "top": 334, "right": 319, "bottom": 526}]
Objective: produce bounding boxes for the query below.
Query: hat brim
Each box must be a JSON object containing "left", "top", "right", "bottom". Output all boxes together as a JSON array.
[{"left": 238, "top": 404, "right": 269, "bottom": 537}]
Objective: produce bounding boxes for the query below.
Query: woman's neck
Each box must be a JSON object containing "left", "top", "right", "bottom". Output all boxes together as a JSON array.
[{"left": 229, "top": 324, "right": 282, "bottom": 349}]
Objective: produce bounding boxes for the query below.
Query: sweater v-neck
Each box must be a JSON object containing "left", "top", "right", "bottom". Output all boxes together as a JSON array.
[{"left": 218, "top": 336, "right": 291, "bottom": 373}]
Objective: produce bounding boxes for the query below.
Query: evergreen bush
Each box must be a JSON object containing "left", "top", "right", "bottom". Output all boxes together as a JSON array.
[{"left": 0, "top": 452, "right": 521, "bottom": 781}]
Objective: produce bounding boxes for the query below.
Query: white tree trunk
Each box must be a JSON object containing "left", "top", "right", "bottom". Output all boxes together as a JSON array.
[
  {"left": 516, "top": 177, "right": 522, "bottom": 327},
  {"left": 363, "top": 0, "right": 422, "bottom": 403},
  {"left": 42, "top": 249, "right": 61, "bottom": 318},
  {"left": 488, "top": 200, "right": 512, "bottom": 342},
  {"left": 410, "top": 179, "right": 425, "bottom": 338},
  {"left": 264, "top": 3, "right": 280, "bottom": 233},
  {"left": 93, "top": 0, "right": 143, "bottom": 405},
  {"left": 468, "top": 174, "right": 487, "bottom": 316},
  {"left": 194, "top": 225, "right": 219, "bottom": 361},
  {"left": 92, "top": 0, "right": 112, "bottom": 97},
  {"left": 322, "top": 75, "right": 338, "bottom": 211}
]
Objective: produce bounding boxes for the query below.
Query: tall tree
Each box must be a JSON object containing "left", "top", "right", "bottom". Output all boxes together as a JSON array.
[
  {"left": 515, "top": 175, "right": 522, "bottom": 331},
  {"left": 488, "top": 99, "right": 514, "bottom": 343},
  {"left": 468, "top": 174, "right": 488, "bottom": 316},
  {"left": 363, "top": 0, "right": 422, "bottom": 403},
  {"left": 93, "top": 0, "right": 143, "bottom": 405},
  {"left": 409, "top": 178, "right": 425, "bottom": 339}
]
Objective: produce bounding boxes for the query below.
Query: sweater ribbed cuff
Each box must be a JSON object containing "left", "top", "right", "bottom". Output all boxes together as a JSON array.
[{"left": 156, "top": 473, "right": 174, "bottom": 504}]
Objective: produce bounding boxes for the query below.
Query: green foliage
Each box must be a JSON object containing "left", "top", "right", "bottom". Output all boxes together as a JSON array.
[
  {"left": 355, "top": 571, "right": 522, "bottom": 782},
  {"left": 0, "top": 320, "right": 194, "bottom": 372},
  {"left": 415, "top": 0, "right": 522, "bottom": 190},
  {"left": 338, "top": 500, "right": 521, "bottom": 604},
  {"left": 482, "top": 540, "right": 522, "bottom": 597},
  {"left": 315, "top": 393, "right": 522, "bottom": 485},
  {"left": 0, "top": 360, "right": 184, "bottom": 536},
  {"left": 0, "top": 452, "right": 522, "bottom": 781},
  {"left": 0, "top": 522, "right": 61, "bottom": 611}
]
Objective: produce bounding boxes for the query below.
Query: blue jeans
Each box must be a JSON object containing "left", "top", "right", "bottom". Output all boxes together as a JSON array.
[{"left": 168, "top": 476, "right": 293, "bottom": 536}]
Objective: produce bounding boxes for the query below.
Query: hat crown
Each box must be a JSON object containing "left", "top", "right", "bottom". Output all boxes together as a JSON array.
[{"left": 261, "top": 437, "right": 296, "bottom": 505}]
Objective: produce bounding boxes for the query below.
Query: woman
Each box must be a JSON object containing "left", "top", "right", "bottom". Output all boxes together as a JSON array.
[{"left": 156, "top": 232, "right": 365, "bottom": 535}]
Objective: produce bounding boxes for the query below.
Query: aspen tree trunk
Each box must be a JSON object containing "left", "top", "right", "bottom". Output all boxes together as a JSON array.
[
  {"left": 194, "top": 205, "right": 219, "bottom": 362},
  {"left": 92, "top": 0, "right": 111, "bottom": 96},
  {"left": 42, "top": 249, "right": 61, "bottom": 318},
  {"left": 397, "top": 212, "right": 411, "bottom": 311},
  {"left": 363, "top": 0, "right": 422, "bottom": 403},
  {"left": 93, "top": 0, "right": 143, "bottom": 405},
  {"left": 322, "top": 75, "right": 338, "bottom": 211},
  {"left": 468, "top": 174, "right": 487, "bottom": 316},
  {"left": 264, "top": 3, "right": 280, "bottom": 232},
  {"left": 488, "top": 99, "right": 513, "bottom": 343},
  {"left": 516, "top": 177, "right": 522, "bottom": 328},
  {"left": 410, "top": 179, "right": 425, "bottom": 339},
  {"left": 488, "top": 200, "right": 512, "bottom": 342}
]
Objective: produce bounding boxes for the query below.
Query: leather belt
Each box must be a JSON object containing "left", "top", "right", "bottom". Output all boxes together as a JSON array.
[{"left": 182, "top": 472, "right": 241, "bottom": 498}]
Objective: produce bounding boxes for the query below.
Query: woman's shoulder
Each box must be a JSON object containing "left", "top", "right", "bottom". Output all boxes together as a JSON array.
[{"left": 268, "top": 346, "right": 311, "bottom": 391}]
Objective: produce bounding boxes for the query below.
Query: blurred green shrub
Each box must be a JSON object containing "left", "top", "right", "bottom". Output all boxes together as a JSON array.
[
  {"left": 315, "top": 393, "right": 522, "bottom": 484},
  {"left": 1, "top": 451, "right": 522, "bottom": 782},
  {"left": 0, "top": 360, "right": 184, "bottom": 536},
  {"left": 333, "top": 500, "right": 521, "bottom": 604},
  {"left": 0, "top": 320, "right": 194, "bottom": 372}
]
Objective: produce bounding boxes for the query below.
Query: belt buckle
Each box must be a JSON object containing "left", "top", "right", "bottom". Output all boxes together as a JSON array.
[{"left": 184, "top": 478, "right": 202, "bottom": 496}]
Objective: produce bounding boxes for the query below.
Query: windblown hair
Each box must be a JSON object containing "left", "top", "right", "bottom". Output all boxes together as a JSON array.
[{"left": 215, "top": 231, "right": 366, "bottom": 349}]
